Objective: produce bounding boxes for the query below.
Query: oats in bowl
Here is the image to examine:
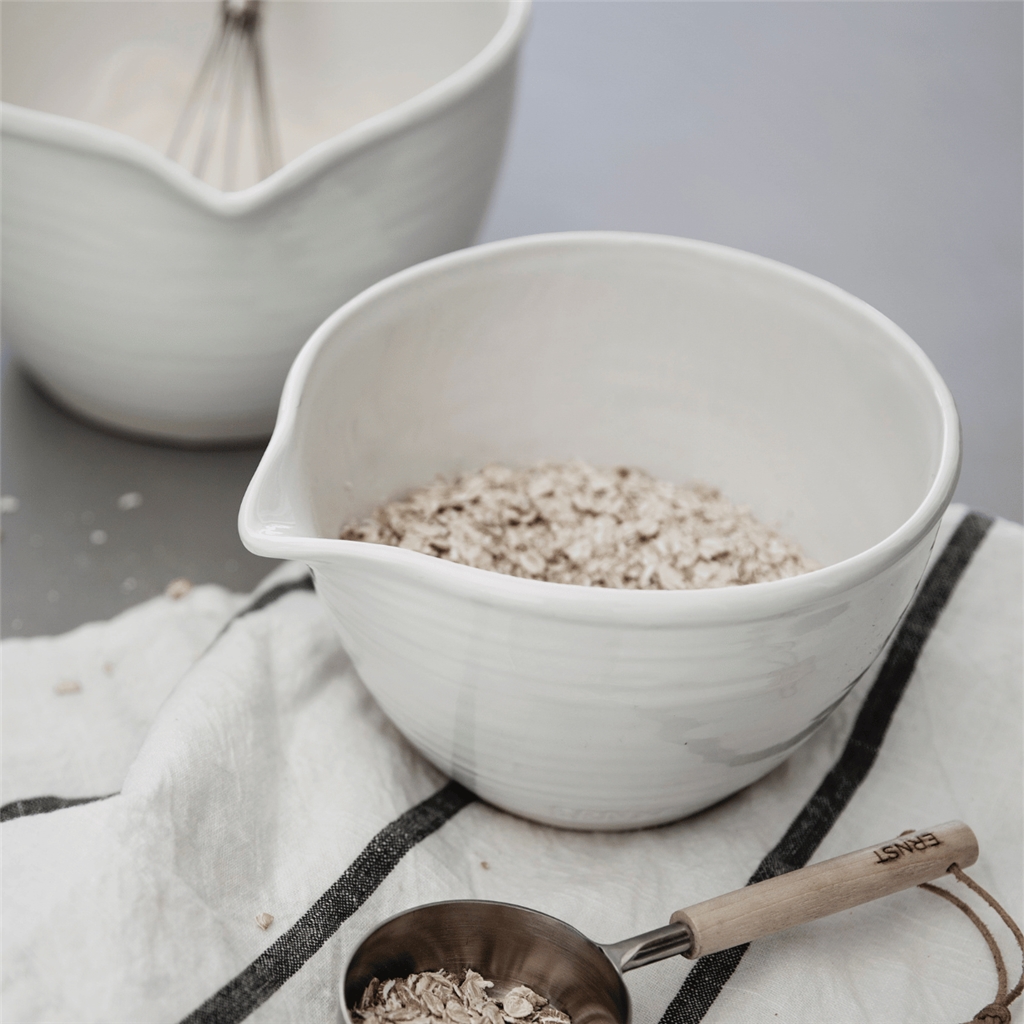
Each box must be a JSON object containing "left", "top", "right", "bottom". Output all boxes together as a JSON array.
[{"left": 340, "top": 460, "right": 817, "bottom": 590}]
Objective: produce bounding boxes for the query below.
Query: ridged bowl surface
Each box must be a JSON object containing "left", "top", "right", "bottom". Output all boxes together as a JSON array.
[
  {"left": 239, "top": 232, "right": 960, "bottom": 829},
  {"left": 1, "top": 1, "right": 528, "bottom": 442}
]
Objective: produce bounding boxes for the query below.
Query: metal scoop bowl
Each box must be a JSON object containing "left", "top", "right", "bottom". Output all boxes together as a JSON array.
[{"left": 341, "top": 821, "right": 977, "bottom": 1023}]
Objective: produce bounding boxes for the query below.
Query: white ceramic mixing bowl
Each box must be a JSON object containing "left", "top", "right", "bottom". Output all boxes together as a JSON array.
[
  {"left": 1, "top": 0, "right": 528, "bottom": 442},
  {"left": 239, "top": 232, "right": 960, "bottom": 829}
]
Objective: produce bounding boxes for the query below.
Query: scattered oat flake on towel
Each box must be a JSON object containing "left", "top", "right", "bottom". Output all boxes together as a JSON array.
[
  {"left": 255, "top": 913, "right": 274, "bottom": 930},
  {"left": 165, "top": 578, "right": 193, "bottom": 599},
  {"left": 353, "top": 970, "right": 570, "bottom": 1024},
  {"left": 341, "top": 460, "right": 817, "bottom": 590},
  {"left": 54, "top": 680, "right": 82, "bottom": 696}
]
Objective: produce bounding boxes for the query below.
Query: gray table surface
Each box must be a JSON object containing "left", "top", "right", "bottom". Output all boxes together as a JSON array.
[{"left": 3, "top": 0, "right": 1021, "bottom": 639}]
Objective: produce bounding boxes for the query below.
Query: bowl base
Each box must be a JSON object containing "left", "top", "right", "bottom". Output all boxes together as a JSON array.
[{"left": 21, "top": 363, "right": 274, "bottom": 450}]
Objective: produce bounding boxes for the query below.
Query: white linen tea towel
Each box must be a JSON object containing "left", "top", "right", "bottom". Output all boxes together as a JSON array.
[{"left": 2, "top": 505, "right": 1021, "bottom": 1024}]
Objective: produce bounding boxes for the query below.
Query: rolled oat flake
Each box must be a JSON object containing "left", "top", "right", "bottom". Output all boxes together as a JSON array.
[
  {"left": 341, "top": 460, "right": 817, "bottom": 589},
  {"left": 352, "top": 969, "right": 571, "bottom": 1024}
]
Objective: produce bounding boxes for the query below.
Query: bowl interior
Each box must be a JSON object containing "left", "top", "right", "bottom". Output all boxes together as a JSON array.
[
  {"left": 288, "top": 235, "right": 951, "bottom": 571},
  {"left": 1, "top": 0, "right": 510, "bottom": 182}
]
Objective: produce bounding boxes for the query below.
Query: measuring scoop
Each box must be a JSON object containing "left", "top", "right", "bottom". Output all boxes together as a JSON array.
[{"left": 341, "top": 821, "right": 977, "bottom": 1023}]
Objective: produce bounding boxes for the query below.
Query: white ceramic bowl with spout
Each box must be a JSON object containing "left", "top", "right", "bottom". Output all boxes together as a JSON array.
[
  {"left": 239, "top": 232, "right": 960, "bottom": 830},
  {"left": 1, "top": 0, "right": 529, "bottom": 442}
]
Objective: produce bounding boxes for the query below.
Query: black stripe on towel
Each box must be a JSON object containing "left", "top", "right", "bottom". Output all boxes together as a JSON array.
[
  {"left": 210, "top": 574, "right": 316, "bottom": 645},
  {"left": 180, "top": 780, "right": 477, "bottom": 1024},
  {"left": 0, "top": 793, "right": 116, "bottom": 822},
  {"left": 235, "top": 575, "right": 315, "bottom": 621},
  {"left": 658, "top": 510, "right": 995, "bottom": 1024}
]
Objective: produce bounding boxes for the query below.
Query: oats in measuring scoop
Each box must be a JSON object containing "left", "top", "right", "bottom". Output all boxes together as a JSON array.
[
  {"left": 352, "top": 969, "right": 570, "bottom": 1024},
  {"left": 340, "top": 460, "right": 818, "bottom": 591}
]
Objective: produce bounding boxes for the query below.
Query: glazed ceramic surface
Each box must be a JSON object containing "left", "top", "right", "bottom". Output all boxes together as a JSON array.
[
  {"left": 1, "top": 1, "right": 528, "bottom": 442},
  {"left": 239, "top": 232, "right": 960, "bottom": 829}
]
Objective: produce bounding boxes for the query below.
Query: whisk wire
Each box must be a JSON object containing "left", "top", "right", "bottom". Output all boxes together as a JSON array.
[
  {"left": 191, "top": 27, "right": 235, "bottom": 182},
  {"left": 166, "top": 17, "right": 227, "bottom": 167},
  {"left": 167, "top": 0, "right": 281, "bottom": 190},
  {"left": 222, "top": 27, "right": 248, "bottom": 191},
  {"left": 250, "top": 27, "right": 282, "bottom": 179}
]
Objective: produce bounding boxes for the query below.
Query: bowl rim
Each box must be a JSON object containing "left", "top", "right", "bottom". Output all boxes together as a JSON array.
[
  {"left": 0, "top": 0, "right": 530, "bottom": 217},
  {"left": 239, "top": 230, "right": 962, "bottom": 624}
]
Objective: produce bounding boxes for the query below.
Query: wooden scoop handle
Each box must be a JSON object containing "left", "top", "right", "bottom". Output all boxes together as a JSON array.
[{"left": 670, "top": 821, "right": 978, "bottom": 958}]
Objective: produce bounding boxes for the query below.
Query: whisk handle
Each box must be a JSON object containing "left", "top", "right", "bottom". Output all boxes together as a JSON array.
[{"left": 670, "top": 821, "right": 978, "bottom": 959}]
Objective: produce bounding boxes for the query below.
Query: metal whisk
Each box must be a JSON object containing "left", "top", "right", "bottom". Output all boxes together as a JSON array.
[{"left": 167, "top": 0, "right": 281, "bottom": 190}]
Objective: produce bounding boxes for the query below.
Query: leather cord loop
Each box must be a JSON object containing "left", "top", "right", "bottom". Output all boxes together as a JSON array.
[{"left": 919, "top": 863, "right": 1024, "bottom": 1024}]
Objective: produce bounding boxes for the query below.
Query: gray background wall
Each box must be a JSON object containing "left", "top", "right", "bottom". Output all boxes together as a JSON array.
[{"left": 2, "top": 0, "right": 1021, "bottom": 638}]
